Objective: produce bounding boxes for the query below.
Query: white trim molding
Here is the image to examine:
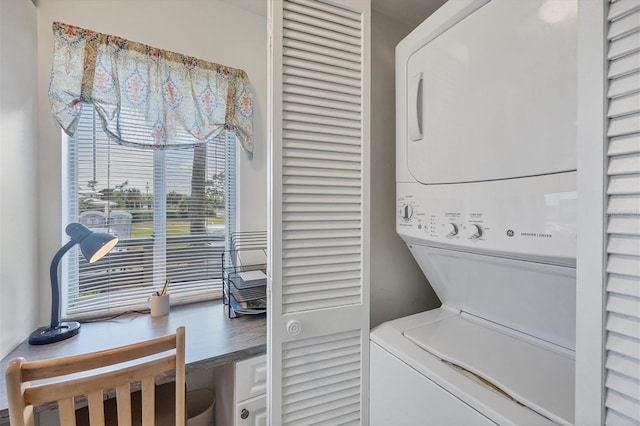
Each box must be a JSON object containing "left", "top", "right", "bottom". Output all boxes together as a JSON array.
[{"left": 575, "top": 0, "right": 607, "bottom": 424}]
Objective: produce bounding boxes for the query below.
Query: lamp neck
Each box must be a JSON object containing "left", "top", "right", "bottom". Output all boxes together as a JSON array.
[{"left": 49, "top": 239, "right": 77, "bottom": 329}]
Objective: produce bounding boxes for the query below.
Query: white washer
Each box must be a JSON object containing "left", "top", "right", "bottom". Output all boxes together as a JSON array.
[
  {"left": 370, "top": 247, "right": 576, "bottom": 425},
  {"left": 371, "top": 0, "right": 578, "bottom": 424}
]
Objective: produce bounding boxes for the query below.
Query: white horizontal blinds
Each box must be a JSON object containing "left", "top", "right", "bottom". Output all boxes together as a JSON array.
[
  {"left": 282, "top": 0, "right": 363, "bottom": 314},
  {"left": 65, "top": 104, "right": 228, "bottom": 317},
  {"left": 225, "top": 132, "right": 237, "bottom": 249},
  {"left": 66, "top": 106, "right": 154, "bottom": 315},
  {"left": 165, "top": 138, "right": 226, "bottom": 300},
  {"left": 281, "top": 329, "right": 362, "bottom": 424},
  {"left": 605, "top": 0, "right": 640, "bottom": 424}
]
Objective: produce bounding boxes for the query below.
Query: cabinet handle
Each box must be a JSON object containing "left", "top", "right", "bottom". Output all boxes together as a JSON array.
[{"left": 241, "top": 408, "right": 250, "bottom": 419}]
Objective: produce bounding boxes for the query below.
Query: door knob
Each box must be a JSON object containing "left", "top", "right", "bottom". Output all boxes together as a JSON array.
[{"left": 286, "top": 320, "right": 302, "bottom": 336}]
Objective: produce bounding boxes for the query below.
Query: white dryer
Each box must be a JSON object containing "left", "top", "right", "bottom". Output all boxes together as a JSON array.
[{"left": 370, "top": 0, "right": 578, "bottom": 424}]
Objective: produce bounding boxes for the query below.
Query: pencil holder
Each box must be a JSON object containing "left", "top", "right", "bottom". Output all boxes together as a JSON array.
[{"left": 150, "top": 294, "right": 170, "bottom": 316}]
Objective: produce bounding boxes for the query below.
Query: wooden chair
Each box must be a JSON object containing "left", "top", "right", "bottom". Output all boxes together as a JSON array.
[{"left": 5, "top": 327, "right": 185, "bottom": 426}]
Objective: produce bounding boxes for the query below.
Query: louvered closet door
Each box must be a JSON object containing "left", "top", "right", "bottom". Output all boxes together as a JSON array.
[
  {"left": 605, "top": 0, "right": 640, "bottom": 424},
  {"left": 268, "top": 0, "right": 370, "bottom": 424}
]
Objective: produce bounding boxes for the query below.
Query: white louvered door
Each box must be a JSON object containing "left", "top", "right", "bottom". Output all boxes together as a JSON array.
[
  {"left": 605, "top": 0, "right": 640, "bottom": 424},
  {"left": 268, "top": 0, "right": 370, "bottom": 424}
]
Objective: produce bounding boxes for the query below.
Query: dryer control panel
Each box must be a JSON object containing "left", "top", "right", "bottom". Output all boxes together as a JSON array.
[{"left": 397, "top": 173, "right": 577, "bottom": 266}]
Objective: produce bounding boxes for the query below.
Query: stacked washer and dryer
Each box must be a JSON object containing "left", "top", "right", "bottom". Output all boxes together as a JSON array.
[{"left": 370, "top": 0, "right": 578, "bottom": 424}]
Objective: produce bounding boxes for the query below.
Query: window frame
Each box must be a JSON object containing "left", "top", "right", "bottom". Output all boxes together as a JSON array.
[{"left": 61, "top": 105, "right": 237, "bottom": 320}]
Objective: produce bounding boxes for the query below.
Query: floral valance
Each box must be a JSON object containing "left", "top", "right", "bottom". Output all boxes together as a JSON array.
[{"left": 49, "top": 22, "right": 254, "bottom": 158}]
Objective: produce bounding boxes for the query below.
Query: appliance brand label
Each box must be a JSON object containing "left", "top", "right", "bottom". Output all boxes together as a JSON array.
[{"left": 520, "top": 232, "right": 552, "bottom": 238}]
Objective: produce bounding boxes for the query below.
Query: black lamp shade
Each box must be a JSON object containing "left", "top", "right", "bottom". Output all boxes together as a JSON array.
[
  {"left": 28, "top": 223, "right": 118, "bottom": 345},
  {"left": 80, "top": 232, "right": 120, "bottom": 263}
]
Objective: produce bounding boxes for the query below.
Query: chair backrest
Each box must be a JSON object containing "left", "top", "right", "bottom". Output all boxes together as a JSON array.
[{"left": 5, "top": 327, "right": 185, "bottom": 426}]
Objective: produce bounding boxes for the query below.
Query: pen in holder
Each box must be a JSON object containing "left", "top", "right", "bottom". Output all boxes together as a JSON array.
[
  {"left": 150, "top": 293, "right": 170, "bottom": 316},
  {"left": 150, "top": 279, "right": 171, "bottom": 316}
]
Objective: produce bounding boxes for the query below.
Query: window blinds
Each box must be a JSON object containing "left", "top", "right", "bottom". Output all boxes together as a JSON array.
[
  {"left": 604, "top": 0, "right": 640, "bottom": 424},
  {"left": 63, "top": 105, "right": 233, "bottom": 318}
]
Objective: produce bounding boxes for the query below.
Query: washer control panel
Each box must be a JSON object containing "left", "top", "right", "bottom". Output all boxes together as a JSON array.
[
  {"left": 399, "top": 206, "right": 491, "bottom": 242},
  {"left": 396, "top": 175, "right": 577, "bottom": 265}
]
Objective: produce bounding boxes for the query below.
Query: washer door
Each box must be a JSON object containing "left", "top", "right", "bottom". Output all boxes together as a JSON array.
[{"left": 406, "top": 0, "right": 577, "bottom": 184}]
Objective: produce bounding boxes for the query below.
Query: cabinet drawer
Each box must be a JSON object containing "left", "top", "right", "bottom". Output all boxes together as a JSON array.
[
  {"left": 235, "top": 354, "right": 266, "bottom": 402},
  {"left": 236, "top": 395, "right": 266, "bottom": 426}
]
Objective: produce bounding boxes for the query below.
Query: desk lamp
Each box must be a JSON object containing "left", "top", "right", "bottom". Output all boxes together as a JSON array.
[{"left": 29, "top": 223, "right": 119, "bottom": 345}]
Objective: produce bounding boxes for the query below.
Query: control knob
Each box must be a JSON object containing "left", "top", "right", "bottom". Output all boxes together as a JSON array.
[
  {"left": 445, "top": 223, "right": 458, "bottom": 237},
  {"left": 400, "top": 203, "right": 414, "bottom": 221},
  {"left": 466, "top": 224, "right": 483, "bottom": 239}
]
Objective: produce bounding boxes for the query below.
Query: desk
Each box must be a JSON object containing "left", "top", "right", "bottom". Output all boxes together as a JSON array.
[{"left": 0, "top": 300, "right": 266, "bottom": 424}]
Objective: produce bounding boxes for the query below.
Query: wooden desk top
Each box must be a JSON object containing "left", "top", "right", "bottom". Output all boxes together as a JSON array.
[{"left": 0, "top": 300, "right": 266, "bottom": 424}]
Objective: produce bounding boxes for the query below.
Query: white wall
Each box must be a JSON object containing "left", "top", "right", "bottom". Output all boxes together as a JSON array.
[
  {"left": 35, "top": 0, "right": 268, "bottom": 324},
  {"left": 369, "top": 10, "right": 441, "bottom": 329},
  {"left": 0, "top": 0, "right": 39, "bottom": 358}
]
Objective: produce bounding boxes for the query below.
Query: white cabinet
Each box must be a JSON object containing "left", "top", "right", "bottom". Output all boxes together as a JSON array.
[{"left": 235, "top": 355, "right": 266, "bottom": 425}]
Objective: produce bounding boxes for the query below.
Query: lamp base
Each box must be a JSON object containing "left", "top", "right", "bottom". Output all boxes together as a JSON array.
[{"left": 28, "top": 322, "right": 81, "bottom": 345}]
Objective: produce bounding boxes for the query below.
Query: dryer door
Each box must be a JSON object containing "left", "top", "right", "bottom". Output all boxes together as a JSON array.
[{"left": 405, "top": 0, "right": 577, "bottom": 184}]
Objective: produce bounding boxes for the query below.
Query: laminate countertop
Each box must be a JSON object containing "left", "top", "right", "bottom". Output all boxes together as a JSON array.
[{"left": 0, "top": 300, "right": 266, "bottom": 424}]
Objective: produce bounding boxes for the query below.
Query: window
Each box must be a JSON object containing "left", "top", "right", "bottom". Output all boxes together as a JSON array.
[{"left": 62, "top": 105, "right": 236, "bottom": 318}]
